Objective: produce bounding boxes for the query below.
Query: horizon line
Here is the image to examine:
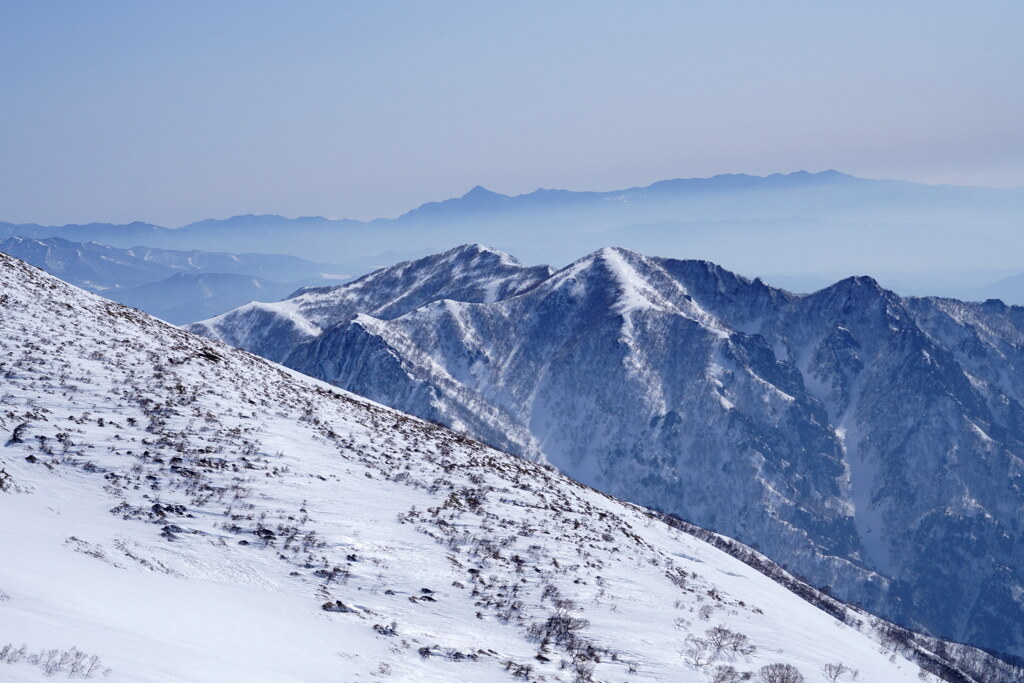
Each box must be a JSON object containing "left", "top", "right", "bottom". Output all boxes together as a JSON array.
[{"left": 2, "top": 168, "right": 1021, "bottom": 229}]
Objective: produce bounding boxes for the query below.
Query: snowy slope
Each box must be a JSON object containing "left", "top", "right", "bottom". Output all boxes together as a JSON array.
[
  {"left": 0, "top": 255, "right": 1009, "bottom": 682},
  {"left": 192, "top": 246, "right": 1024, "bottom": 663}
]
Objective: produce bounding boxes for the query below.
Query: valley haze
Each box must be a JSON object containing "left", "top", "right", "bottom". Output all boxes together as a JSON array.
[{"left": 3, "top": 170, "right": 1024, "bottom": 306}]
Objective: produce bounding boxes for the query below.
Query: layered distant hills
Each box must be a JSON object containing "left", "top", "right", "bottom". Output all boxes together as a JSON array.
[
  {"left": 0, "top": 236, "right": 349, "bottom": 323},
  {"left": 4, "top": 171, "right": 1024, "bottom": 296},
  {"left": 191, "top": 244, "right": 1024, "bottom": 661}
]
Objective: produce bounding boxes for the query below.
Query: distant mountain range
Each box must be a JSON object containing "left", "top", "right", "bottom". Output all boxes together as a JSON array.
[
  {"left": 190, "top": 244, "right": 1024, "bottom": 661},
  {"left": 3, "top": 171, "right": 1023, "bottom": 285},
  {"left": 0, "top": 236, "right": 350, "bottom": 323},
  {"left": 110, "top": 272, "right": 293, "bottom": 325}
]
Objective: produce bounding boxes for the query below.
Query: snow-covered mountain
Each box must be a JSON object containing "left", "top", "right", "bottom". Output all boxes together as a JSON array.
[
  {"left": 5, "top": 253, "right": 1010, "bottom": 681},
  {"left": 188, "top": 244, "right": 554, "bottom": 363},
  {"left": 190, "top": 245, "right": 1024, "bottom": 663}
]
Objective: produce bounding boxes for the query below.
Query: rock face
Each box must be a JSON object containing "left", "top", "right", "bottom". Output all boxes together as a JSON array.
[{"left": 191, "top": 245, "right": 1024, "bottom": 659}]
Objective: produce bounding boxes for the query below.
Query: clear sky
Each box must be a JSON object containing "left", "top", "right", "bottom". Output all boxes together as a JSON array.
[{"left": 2, "top": 1, "right": 1022, "bottom": 226}]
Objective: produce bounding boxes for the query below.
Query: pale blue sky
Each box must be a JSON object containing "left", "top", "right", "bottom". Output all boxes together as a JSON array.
[{"left": 1, "top": 1, "right": 1022, "bottom": 226}]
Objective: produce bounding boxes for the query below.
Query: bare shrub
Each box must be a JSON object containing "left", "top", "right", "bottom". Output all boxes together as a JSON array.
[
  {"left": 705, "top": 625, "right": 755, "bottom": 659},
  {"left": 573, "top": 658, "right": 594, "bottom": 682},
  {"left": 823, "top": 661, "right": 854, "bottom": 682},
  {"left": 682, "top": 636, "right": 713, "bottom": 669},
  {"left": 759, "top": 662, "right": 805, "bottom": 683},
  {"left": 526, "top": 599, "right": 590, "bottom": 651},
  {"left": 712, "top": 664, "right": 744, "bottom": 683},
  {"left": 0, "top": 644, "right": 27, "bottom": 664},
  {"left": 39, "top": 649, "right": 61, "bottom": 675},
  {"left": 1, "top": 644, "right": 109, "bottom": 678},
  {"left": 2, "top": 647, "right": 108, "bottom": 679}
]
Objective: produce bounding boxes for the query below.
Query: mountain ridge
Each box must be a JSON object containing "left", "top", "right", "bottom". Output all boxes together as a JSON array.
[
  {"left": 3, "top": 170, "right": 870, "bottom": 232},
  {"left": 4, "top": 169, "right": 1020, "bottom": 239},
  {"left": 5, "top": 170, "right": 1022, "bottom": 277}
]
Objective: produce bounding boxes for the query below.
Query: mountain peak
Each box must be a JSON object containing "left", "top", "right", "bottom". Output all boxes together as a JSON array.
[
  {"left": 547, "top": 247, "right": 688, "bottom": 316},
  {"left": 455, "top": 185, "right": 508, "bottom": 207},
  {"left": 778, "top": 169, "right": 857, "bottom": 184},
  {"left": 433, "top": 243, "right": 523, "bottom": 270},
  {"left": 397, "top": 185, "right": 510, "bottom": 220},
  {"left": 831, "top": 274, "right": 884, "bottom": 292},
  {"left": 574, "top": 246, "right": 647, "bottom": 268},
  {"left": 594, "top": 248, "right": 665, "bottom": 313},
  {"left": 461, "top": 185, "right": 499, "bottom": 199},
  {"left": 443, "top": 242, "right": 512, "bottom": 258}
]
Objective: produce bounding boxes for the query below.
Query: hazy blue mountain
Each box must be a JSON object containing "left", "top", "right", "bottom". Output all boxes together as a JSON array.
[
  {"left": 191, "top": 245, "right": 1024, "bottom": 661},
  {"left": 0, "top": 236, "right": 178, "bottom": 290},
  {"left": 0, "top": 236, "right": 357, "bottom": 323},
  {"left": 951, "top": 272, "right": 1024, "bottom": 306},
  {"left": 0, "top": 236, "right": 348, "bottom": 287},
  {"left": 115, "top": 244, "right": 350, "bottom": 283},
  {"left": 5, "top": 172, "right": 1023, "bottom": 279},
  {"left": 107, "top": 272, "right": 293, "bottom": 324},
  {"left": 0, "top": 220, "right": 171, "bottom": 246}
]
